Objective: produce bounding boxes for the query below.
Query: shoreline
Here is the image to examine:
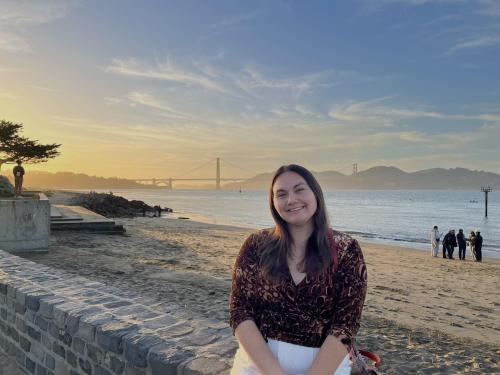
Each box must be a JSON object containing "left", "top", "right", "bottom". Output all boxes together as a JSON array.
[
  {"left": 16, "top": 202, "right": 500, "bottom": 373},
  {"left": 12, "top": 190, "right": 495, "bottom": 373},
  {"left": 47, "top": 189, "right": 500, "bottom": 258}
]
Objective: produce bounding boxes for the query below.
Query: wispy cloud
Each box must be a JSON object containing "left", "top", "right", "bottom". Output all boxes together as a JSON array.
[
  {"left": 0, "top": 30, "right": 30, "bottom": 52},
  {"left": 446, "top": 35, "right": 500, "bottom": 54},
  {"left": 209, "top": 12, "right": 257, "bottom": 30},
  {"left": 367, "top": 0, "right": 465, "bottom": 6},
  {"left": 329, "top": 97, "right": 500, "bottom": 125},
  {"left": 106, "top": 57, "right": 232, "bottom": 96},
  {"left": 126, "top": 91, "right": 194, "bottom": 120},
  {"left": 0, "top": 0, "right": 72, "bottom": 25},
  {"left": 476, "top": 0, "right": 500, "bottom": 17},
  {"left": 0, "top": 89, "right": 20, "bottom": 100},
  {"left": 236, "top": 66, "right": 339, "bottom": 96},
  {"left": 0, "top": 0, "right": 74, "bottom": 53}
]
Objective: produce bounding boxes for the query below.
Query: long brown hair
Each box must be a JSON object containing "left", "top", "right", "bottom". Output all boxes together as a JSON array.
[{"left": 260, "top": 164, "right": 331, "bottom": 281}]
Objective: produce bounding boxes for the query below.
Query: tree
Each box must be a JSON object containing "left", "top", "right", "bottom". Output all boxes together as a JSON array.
[{"left": 0, "top": 120, "right": 61, "bottom": 172}]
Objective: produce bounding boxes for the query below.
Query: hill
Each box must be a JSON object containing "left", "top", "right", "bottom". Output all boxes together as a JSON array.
[
  {"left": 225, "top": 166, "right": 500, "bottom": 190},
  {"left": 4, "top": 171, "right": 145, "bottom": 189},
  {"left": 3, "top": 167, "right": 499, "bottom": 190}
]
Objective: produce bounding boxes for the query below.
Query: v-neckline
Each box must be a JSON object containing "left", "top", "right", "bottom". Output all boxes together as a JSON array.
[{"left": 288, "top": 268, "right": 307, "bottom": 287}]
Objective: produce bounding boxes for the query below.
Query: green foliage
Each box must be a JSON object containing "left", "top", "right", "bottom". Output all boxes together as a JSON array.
[{"left": 0, "top": 119, "right": 61, "bottom": 165}]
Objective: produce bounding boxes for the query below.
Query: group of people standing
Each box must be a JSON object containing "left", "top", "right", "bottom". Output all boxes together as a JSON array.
[{"left": 430, "top": 226, "right": 483, "bottom": 262}]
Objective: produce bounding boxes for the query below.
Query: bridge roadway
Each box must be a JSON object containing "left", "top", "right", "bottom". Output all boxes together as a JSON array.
[{"left": 132, "top": 177, "right": 249, "bottom": 189}]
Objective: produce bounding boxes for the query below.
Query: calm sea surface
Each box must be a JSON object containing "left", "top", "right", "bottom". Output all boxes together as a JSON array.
[{"left": 80, "top": 189, "right": 499, "bottom": 258}]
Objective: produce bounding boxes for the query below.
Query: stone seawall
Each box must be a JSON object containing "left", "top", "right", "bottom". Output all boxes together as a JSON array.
[
  {"left": 0, "top": 250, "right": 237, "bottom": 375},
  {"left": 0, "top": 193, "right": 50, "bottom": 252}
]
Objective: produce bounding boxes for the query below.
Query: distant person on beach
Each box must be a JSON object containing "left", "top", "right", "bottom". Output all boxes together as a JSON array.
[
  {"left": 456, "top": 229, "right": 467, "bottom": 260},
  {"left": 468, "top": 231, "right": 476, "bottom": 260},
  {"left": 442, "top": 230, "right": 457, "bottom": 259},
  {"left": 475, "top": 231, "right": 483, "bottom": 262},
  {"left": 13, "top": 160, "right": 25, "bottom": 197},
  {"left": 430, "top": 225, "right": 441, "bottom": 257},
  {"left": 230, "top": 164, "right": 367, "bottom": 375}
]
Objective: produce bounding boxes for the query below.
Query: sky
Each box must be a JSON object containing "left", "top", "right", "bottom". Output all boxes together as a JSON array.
[{"left": 1, "top": 0, "right": 499, "bottom": 179}]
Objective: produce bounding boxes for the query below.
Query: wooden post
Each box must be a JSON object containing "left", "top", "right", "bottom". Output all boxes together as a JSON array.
[{"left": 481, "top": 186, "right": 492, "bottom": 217}]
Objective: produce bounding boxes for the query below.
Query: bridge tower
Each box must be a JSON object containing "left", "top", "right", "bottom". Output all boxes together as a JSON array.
[{"left": 216, "top": 157, "right": 221, "bottom": 190}]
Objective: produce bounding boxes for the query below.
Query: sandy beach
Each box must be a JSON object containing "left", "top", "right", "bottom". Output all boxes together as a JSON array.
[{"left": 5, "top": 192, "right": 498, "bottom": 374}]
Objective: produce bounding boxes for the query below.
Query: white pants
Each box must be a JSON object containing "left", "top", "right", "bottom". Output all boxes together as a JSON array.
[
  {"left": 431, "top": 241, "right": 439, "bottom": 257},
  {"left": 231, "top": 338, "right": 351, "bottom": 375}
]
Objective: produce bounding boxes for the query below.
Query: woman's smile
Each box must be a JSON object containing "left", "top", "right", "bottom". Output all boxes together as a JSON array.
[{"left": 272, "top": 171, "right": 317, "bottom": 226}]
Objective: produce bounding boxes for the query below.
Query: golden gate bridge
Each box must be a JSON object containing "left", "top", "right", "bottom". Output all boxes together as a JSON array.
[{"left": 132, "top": 157, "right": 253, "bottom": 190}]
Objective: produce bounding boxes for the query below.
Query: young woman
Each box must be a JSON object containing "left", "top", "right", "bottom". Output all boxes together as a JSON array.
[{"left": 230, "top": 164, "right": 367, "bottom": 375}]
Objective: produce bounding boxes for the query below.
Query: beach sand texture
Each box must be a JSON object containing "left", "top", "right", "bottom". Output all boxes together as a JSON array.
[{"left": 13, "top": 211, "right": 498, "bottom": 374}]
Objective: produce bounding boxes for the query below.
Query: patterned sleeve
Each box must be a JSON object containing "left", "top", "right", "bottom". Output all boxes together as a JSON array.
[
  {"left": 328, "top": 239, "right": 367, "bottom": 348},
  {"left": 229, "top": 233, "right": 259, "bottom": 333}
]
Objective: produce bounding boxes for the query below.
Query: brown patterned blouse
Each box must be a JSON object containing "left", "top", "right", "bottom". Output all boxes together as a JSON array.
[{"left": 229, "top": 229, "right": 367, "bottom": 349}]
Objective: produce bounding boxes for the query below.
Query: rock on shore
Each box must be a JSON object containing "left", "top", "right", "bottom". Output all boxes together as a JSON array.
[{"left": 69, "top": 192, "right": 171, "bottom": 218}]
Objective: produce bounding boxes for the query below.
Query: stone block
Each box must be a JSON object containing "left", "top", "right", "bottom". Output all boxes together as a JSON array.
[
  {"left": 53, "top": 301, "right": 86, "bottom": 328},
  {"left": 27, "top": 324, "right": 41, "bottom": 342},
  {"left": 142, "top": 314, "right": 177, "bottom": 330},
  {"left": 123, "top": 333, "right": 164, "bottom": 367},
  {"left": 67, "top": 349, "right": 77, "bottom": 368},
  {"left": 112, "top": 305, "right": 159, "bottom": 321},
  {"left": 16, "top": 347, "right": 26, "bottom": 365},
  {"left": 77, "top": 313, "right": 114, "bottom": 341},
  {"left": 42, "top": 332, "right": 53, "bottom": 351},
  {"left": 6, "top": 339, "right": 17, "bottom": 355},
  {"left": 26, "top": 291, "right": 54, "bottom": 312},
  {"left": 25, "top": 356, "right": 36, "bottom": 373},
  {"left": 72, "top": 336, "right": 85, "bottom": 355},
  {"left": 7, "top": 309, "right": 16, "bottom": 323},
  {"left": 20, "top": 335, "right": 31, "bottom": 351},
  {"left": 95, "top": 365, "right": 112, "bottom": 375},
  {"left": 35, "top": 315, "right": 49, "bottom": 331},
  {"left": 157, "top": 321, "right": 194, "bottom": 339},
  {"left": 15, "top": 301, "right": 27, "bottom": 314},
  {"left": 124, "top": 364, "right": 146, "bottom": 375},
  {"left": 96, "top": 320, "right": 138, "bottom": 354},
  {"left": 181, "top": 357, "right": 230, "bottom": 375},
  {"left": 79, "top": 357, "right": 92, "bottom": 375},
  {"left": 52, "top": 342, "right": 65, "bottom": 359},
  {"left": 36, "top": 364, "right": 48, "bottom": 375},
  {"left": 45, "top": 354, "right": 55, "bottom": 370},
  {"left": 39, "top": 296, "right": 66, "bottom": 319},
  {"left": 7, "top": 324, "right": 20, "bottom": 341},
  {"left": 26, "top": 309, "right": 37, "bottom": 323},
  {"left": 148, "top": 344, "right": 194, "bottom": 375},
  {"left": 87, "top": 343, "right": 104, "bottom": 364},
  {"left": 109, "top": 355, "right": 125, "bottom": 374},
  {"left": 104, "top": 300, "right": 133, "bottom": 309},
  {"left": 58, "top": 331, "right": 72, "bottom": 347},
  {"left": 48, "top": 322, "right": 60, "bottom": 339},
  {"left": 16, "top": 315, "right": 27, "bottom": 333},
  {"left": 31, "top": 341, "right": 45, "bottom": 361}
]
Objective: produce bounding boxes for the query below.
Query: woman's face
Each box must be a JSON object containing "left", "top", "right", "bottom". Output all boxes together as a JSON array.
[{"left": 272, "top": 171, "right": 318, "bottom": 227}]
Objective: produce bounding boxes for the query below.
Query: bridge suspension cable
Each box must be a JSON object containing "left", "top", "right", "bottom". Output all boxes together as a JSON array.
[
  {"left": 172, "top": 158, "right": 217, "bottom": 179},
  {"left": 219, "top": 158, "right": 260, "bottom": 176}
]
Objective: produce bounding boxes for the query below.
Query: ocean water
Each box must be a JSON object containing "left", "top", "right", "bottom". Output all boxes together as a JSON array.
[{"left": 80, "top": 189, "right": 499, "bottom": 258}]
